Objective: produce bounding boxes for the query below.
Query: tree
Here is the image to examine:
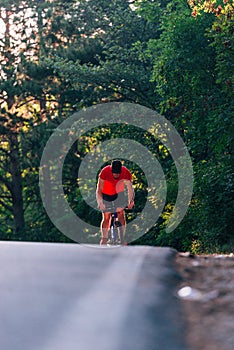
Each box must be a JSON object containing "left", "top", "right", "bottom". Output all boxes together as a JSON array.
[
  {"left": 0, "top": 2, "right": 30, "bottom": 234},
  {"left": 0, "top": 0, "right": 83, "bottom": 239},
  {"left": 134, "top": 0, "right": 234, "bottom": 252},
  {"left": 46, "top": 0, "right": 160, "bottom": 109}
]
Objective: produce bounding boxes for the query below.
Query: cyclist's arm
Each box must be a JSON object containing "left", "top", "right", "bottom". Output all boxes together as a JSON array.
[
  {"left": 96, "top": 178, "right": 105, "bottom": 210},
  {"left": 125, "top": 180, "right": 135, "bottom": 209}
]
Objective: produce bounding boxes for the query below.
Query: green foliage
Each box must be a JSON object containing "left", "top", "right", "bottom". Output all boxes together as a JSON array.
[
  {"left": 0, "top": 0, "right": 233, "bottom": 252},
  {"left": 130, "top": 0, "right": 234, "bottom": 252}
]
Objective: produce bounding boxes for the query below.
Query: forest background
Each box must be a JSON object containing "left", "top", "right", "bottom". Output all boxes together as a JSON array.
[{"left": 0, "top": 0, "right": 233, "bottom": 253}]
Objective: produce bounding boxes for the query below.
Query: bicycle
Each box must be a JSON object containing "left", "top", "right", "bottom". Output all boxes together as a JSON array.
[{"left": 107, "top": 203, "right": 125, "bottom": 246}]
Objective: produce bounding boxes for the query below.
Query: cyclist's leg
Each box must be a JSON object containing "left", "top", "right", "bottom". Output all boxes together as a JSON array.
[
  {"left": 115, "top": 192, "right": 127, "bottom": 242},
  {"left": 100, "top": 193, "right": 117, "bottom": 245},
  {"left": 100, "top": 212, "right": 111, "bottom": 245},
  {"left": 113, "top": 208, "right": 125, "bottom": 244},
  {"left": 116, "top": 208, "right": 126, "bottom": 232}
]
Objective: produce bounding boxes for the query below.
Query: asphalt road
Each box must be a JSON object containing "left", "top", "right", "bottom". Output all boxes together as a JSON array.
[{"left": 0, "top": 242, "right": 187, "bottom": 350}]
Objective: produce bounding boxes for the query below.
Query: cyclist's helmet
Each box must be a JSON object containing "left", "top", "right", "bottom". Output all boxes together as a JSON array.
[{"left": 111, "top": 160, "right": 122, "bottom": 174}]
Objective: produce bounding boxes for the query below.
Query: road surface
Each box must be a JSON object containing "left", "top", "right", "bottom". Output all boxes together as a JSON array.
[{"left": 0, "top": 241, "right": 186, "bottom": 350}]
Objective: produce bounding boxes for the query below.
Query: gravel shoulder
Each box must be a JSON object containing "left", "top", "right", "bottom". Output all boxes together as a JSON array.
[{"left": 175, "top": 252, "right": 234, "bottom": 350}]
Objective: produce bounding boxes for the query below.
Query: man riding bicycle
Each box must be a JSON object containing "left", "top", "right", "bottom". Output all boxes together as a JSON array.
[{"left": 96, "top": 160, "right": 134, "bottom": 245}]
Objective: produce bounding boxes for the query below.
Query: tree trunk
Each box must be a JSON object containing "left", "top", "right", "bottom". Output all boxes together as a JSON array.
[{"left": 9, "top": 133, "right": 25, "bottom": 234}]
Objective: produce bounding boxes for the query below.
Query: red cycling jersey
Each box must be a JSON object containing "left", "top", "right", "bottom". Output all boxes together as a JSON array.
[{"left": 99, "top": 165, "right": 132, "bottom": 196}]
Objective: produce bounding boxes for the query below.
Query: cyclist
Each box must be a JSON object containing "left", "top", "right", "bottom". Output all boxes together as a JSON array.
[{"left": 96, "top": 159, "right": 134, "bottom": 245}]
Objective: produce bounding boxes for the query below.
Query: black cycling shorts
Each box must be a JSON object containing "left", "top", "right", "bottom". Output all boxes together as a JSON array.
[{"left": 102, "top": 192, "right": 127, "bottom": 212}]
